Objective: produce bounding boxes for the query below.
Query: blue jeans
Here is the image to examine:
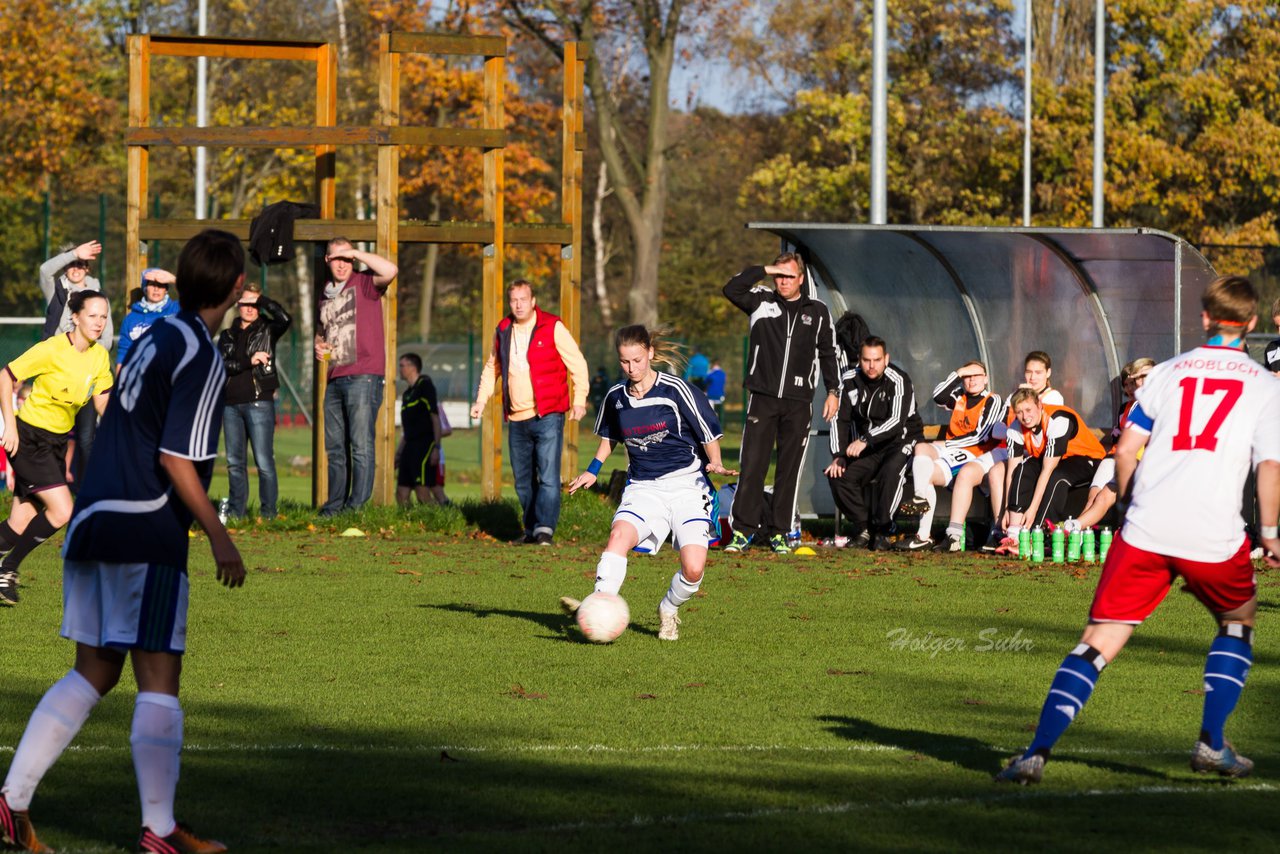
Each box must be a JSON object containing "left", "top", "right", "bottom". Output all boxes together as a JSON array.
[
  {"left": 224, "top": 400, "right": 279, "bottom": 518},
  {"left": 322, "top": 374, "right": 384, "bottom": 514},
  {"left": 508, "top": 413, "right": 564, "bottom": 537}
]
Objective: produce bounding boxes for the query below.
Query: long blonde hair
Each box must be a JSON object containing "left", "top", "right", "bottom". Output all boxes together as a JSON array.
[{"left": 615, "top": 324, "right": 686, "bottom": 373}]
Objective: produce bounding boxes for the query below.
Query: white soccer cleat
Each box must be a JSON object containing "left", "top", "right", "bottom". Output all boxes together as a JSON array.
[
  {"left": 657, "top": 606, "right": 681, "bottom": 641},
  {"left": 559, "top": 596, "right": 581, "bottom": 615},
  {"left": 1190, "top": 740, "right": 1253, "bottom": 778},
  {"left": 994, "top": 753, "right": 1044, "bottom": 785}
]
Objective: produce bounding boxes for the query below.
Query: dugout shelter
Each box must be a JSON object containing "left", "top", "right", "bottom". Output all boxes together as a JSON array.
[{"left": 746, "top": 224, "right": 1219, "bottom": 519}]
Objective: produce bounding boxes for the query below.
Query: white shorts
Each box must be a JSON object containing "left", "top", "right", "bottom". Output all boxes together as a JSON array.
[
  {"left": 614, "top": 473, "right": 715, "bottom": 555},
  {"left": 930, "top": 444, "right": 982, "bottom": 486},
  {"left": 61, "top": 561, "right": 189, "bottom": 654},
  {"left": 1091, "top": 457, "right": 1117, "bottom": 491},
  {"left": 977, "top": 446, "right": 1007, "bottom": 469}
]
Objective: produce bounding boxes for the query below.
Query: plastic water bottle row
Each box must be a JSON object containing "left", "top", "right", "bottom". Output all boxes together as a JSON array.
[{"left": 1016, "top": 519, "right": 1112, "bottom": 564}]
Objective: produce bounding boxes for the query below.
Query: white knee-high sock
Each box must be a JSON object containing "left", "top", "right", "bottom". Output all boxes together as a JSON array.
[
  {"left": 3, "top": 670, "right": 101, "bottom": 810},
  {"left": 912, "top": 457, "right": 938, "bottom": 538},
  {"left": 132, "top": 692, "right": 183, "bottom": 837},
  {"left": 593, "top": 552, "right": 628, "bottom": 595},
  {"left": 660, "top": 572, "right": 702, "bottom": 614}
]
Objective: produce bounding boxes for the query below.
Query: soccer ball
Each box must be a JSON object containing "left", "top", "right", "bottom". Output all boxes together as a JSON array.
[{"left": 576, "top": 592, "right": 630, "bottom": 643}]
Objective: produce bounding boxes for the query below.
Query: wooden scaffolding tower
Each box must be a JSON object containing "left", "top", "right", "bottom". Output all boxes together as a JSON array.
[{"left": 125, "top": 32, "right": 585, "bottom": 505}]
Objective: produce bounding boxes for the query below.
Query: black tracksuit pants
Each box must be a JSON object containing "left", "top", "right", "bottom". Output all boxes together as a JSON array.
[
  {"left": 733, "top": 393, "right": 812, "bottom": 539},
  {"left": 827, "top": 440, "right": 914, "bottom": 533},
  {"left": 1008, "top": 456, "right": 1099, "bottom": 526}
]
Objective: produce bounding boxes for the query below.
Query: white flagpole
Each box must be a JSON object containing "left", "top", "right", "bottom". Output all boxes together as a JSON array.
[{"left": 870, "top": 0, "right": 887, "bottom": 225}]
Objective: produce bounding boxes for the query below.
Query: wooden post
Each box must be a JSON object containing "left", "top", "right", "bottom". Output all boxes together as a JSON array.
[
  {"left": 126, "top": 35, "right": 151, "bottom": 311},
  {"left": 559, "top": 43, "right": 586, "bottom": 483},
  {"left": 480, "top": 53, "right": 506, "bottom": 500},
  {"left": 313, "top": 41, "right": 338, "bottom": 508},
  {"left": 375, "top": 35, "right": 401, "bottom": 505}
]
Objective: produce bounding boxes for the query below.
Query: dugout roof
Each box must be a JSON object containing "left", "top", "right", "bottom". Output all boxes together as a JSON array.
[{"left": 746, "top": 224, "right": 1218, "bottom": 517}]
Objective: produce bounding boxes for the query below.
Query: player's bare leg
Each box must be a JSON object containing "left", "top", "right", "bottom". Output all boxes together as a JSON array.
[{"left": 658, "top": 545, "right": 706, "bottom": 641}]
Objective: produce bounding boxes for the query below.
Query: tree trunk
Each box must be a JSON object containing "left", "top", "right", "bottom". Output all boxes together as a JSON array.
[
  {"left": 295, "top": 245, "right": 314, "bottom": 390},
  {"left": 591, "top": 160, "right": 614, "bottom": 328}
]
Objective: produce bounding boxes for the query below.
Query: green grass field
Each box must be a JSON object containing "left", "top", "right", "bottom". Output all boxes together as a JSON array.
[{"left": 3, "top": 491, "right": 1279, "bottom": 852}]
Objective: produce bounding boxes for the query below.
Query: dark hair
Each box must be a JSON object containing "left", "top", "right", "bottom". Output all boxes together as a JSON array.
[
  {"left": 860, "top": 335, "right": 887, "bottom": 356},
  {"left": 400, "top": 352, "right": 422, "bottom": 371},
  {"left": 1024, "top": 350, "right": 1052, "bottom": 370},
  {"left": 67, "top": 290, "right": 107, "bottom": 315},
  {"left": 176, "top": 229, "right": 244, "bottom": 311},
  {"left": 615, "top": 324, "right": 686, "bottom": 371}
]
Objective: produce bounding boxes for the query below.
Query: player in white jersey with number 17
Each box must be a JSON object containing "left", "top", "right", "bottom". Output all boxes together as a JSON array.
[{"left": 997, "top": 275, "right": 1280, "bottom": 785}]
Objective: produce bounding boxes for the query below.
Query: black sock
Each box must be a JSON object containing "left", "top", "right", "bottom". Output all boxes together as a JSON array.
[
  {"left": 0, "top": 521, "right": 16, "bottom": 550},
  {"left": 0, "top": 513, "right": 59, "bottom": 573}
]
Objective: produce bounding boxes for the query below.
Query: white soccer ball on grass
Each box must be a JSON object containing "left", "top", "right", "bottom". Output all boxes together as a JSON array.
[{"left": 576, "top": 592, "right": 630, "bottom": 643}]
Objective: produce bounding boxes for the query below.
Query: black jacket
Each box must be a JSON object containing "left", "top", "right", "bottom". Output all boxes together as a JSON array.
[
  {"left": 723, "top": 266, "right": 841, "bottom": 402},
  {"left": 249, "top": 201, "right": 320, "bottom": 266},
  {"left": 217, "top": 294, "right": 292, "bottom": 404},
  {"left": 830, "top": 363, "right": 924, "bottom": 456}
]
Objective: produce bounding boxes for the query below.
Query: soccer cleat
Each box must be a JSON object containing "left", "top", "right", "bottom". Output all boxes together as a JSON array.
[
  {"left": 980, "top": 530, "right": 1004, "bottom": 553},
  {"left": 138, "top": 822, "right": 227, "bottom": 854},
  {"left": 869, "top": 533, "right": 893, "bottom": 552},
  {"left": 558, "top": 596, "right": 581, "bottom": 615},
  {"left": 1190, "top": 740, "right": 1254, "bottom": 778},
  {"left": 993, "top": 536, "right": 1019, "bottom": 556},
  {"left": 934, "top": 534, "right": 964, "bottom": 553},
  {"left": 723, "top": 531, "right": 751, "bottom": 553},
  {"left": 768, "top": 535, "right": 791, "bottom": 555},
  {"left": 0, "top": 571, "right": 17, "bottom": 606},
  {"left": 657, "top": 607, "right": 681, "bottom": 641},
  {"left": 897, "top": 497, "right": 931, "bottom": 517},
  {"left": 893, "top": 536, "right": 933, "bottom": 552},
  {"left": 0, "top": 794, "right": 52, "bottom": 854},
  {"left": 994, "top": 753, "right": 1045, "bottom": 785}
]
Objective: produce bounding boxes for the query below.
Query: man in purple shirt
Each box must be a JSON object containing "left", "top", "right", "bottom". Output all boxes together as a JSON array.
[{"left": 315, "top": 237, "right": 398, "bottom": 515}]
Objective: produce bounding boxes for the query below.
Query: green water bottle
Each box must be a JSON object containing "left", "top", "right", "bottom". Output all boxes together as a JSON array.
[
  {"left": 1031, "top": 526, "right": 1045, "bottom": 563},
  {"left": 1100, "top": 526, "right": 1113, "bottom": 562},
  {"left": 1051, "top": 526, "right": 1065, "bottom": 563},
  {"left": 1082, "top": 528, "right": 1096, "bottom": 563},
  {"left": 1066, "top": 519, "right": 1082, "bottom": 562},
  {"left": 1018, "top": 528, "right": 1031, "bottom": 560},
  {"left": 957, "top": 527, "right": 966, "bottom": 552}
]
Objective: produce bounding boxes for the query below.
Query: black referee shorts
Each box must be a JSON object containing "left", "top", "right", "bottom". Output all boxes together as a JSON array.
[{"left": 10, "top": 419, "right": 70, "bottom": 500}]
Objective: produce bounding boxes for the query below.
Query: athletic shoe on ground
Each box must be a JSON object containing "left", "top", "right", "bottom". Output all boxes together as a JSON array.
[
  {"left": 992, "top": 536, "right": 1019, "bottom": 556},
  {"left": 558, "top": 596, "right": 581, "bottom": 615},
  {"left": 870, "top": 533, "right": 893, "bottom": 552},
  {"left": 657, "top": 607, "right": 681, "bottom": 641},
  {"left": 1190, "top": 740, "right": 1253, "bottom": 778},
  {"left": 510, "top": 533, "right": 537, "bottom": 545},
  {"left": 0, "top": 571, "right": 18, "bottom": 606},
  {"left": 0, "top": 794, "right": 52, "bottom": 854},
  {"left": 934, "top": 534, "right": 964, "bottom": 553},
  {"left": 980, "top": 530, "right": 1004, "bottom": 553},
  {"left": 893, "top": 536, "right": 933, "bottom": 552},
  {"left": 854, "top": 531, "right": 872, "bottom": 549},
  {"left": 724, "top": 531, "right": 751, "bottom": 553},
  {"left": 138, "top": 822, "right": 227, "bottom": 854},
  {"left": 994, "top": 753, "right": 1044, "bottom": 785},
  {"left": 533, "top": 532, "right": 554, "bottom": 546},
  {"left": 897, "top": 497, "right": 930, "bottom": 518},
  {"left": 769, "top": 534, "right": 792, "bottom": 554},
  {"left": 1250, "top": 546, "right": 1265, "bottom": 561}
]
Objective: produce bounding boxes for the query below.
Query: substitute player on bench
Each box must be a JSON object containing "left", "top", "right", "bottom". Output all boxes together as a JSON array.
[
  {"left": 0, "top": 230, "right": 247, "bottom": 853},
  {"left": 997, "top": 275, "right": 1280, "bottom": 785}
]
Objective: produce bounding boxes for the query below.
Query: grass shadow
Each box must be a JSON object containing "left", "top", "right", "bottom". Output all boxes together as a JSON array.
[
  {"left": 818, "top": 715, "right": 1169, "bottom": 781},
  {"left": 424, "top": 602, "right": 659, "bottom": 642},
  {"left": 457, "top": 500, "right": 524, "bottom": 541}
]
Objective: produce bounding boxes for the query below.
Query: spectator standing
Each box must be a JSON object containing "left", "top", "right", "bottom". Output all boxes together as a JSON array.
[
  {"left": 470, "top": 280, "right": 589, "bottom": 545},
  {"left": 704, "top": 358, "right": 727, "bottom": 415},
  {"left": 824, "top": 336, "right": 924, "bottom": 550},
  {"left": 117, "top": 267, "right": 180, "bottom": 370},
  {"left": 395, "top": 352, "right": 442, "bottom": 507},
  {"left": 721, "top": 253, "right": 841, "bottom": 554},
  {"left": 40, "top": 241, "right": 114, "bottom": 488},
  {"left": 314, "top": 238, "right": 398, "bottom": 516},
  {"left": 217, "top": 282, "right": 292, "bottom": 519}
]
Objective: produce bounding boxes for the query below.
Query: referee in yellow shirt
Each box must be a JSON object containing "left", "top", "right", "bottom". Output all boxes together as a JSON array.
[{"left": 0, "top": 290, "right": 114, "bottom": 605}]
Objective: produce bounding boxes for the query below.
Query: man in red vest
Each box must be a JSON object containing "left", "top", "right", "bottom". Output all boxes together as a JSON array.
[{"left": 471, "top": 280, "right": 589, "bottom": 545}]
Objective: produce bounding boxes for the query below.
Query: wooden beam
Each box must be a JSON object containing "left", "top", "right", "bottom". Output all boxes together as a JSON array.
[
  {"left": 375, "top": 35, "right": 402, "bottom": 506},
  {"left": 481, "top": 53, "right": 506, "bottom": 501},
  {"left": 126, "top": 35, "right": 151, "bottom": 315},
  {"left": 138, "top": 219, "right": 574, "bottom": 245},
  {"left": 126, "top": 126, "right": 506, "bottom": 149},
  {"left": 559, "top": 44, "right": 586, "bottom": 482},
  {"left": 312, "top": 41, "right": 338, "bottom": 509},
  {"left": 388, "top": 32, "right": 507, "bottom": 57},
  {"left": 146, "top": 35, "right": 324, "bottom": 61}
]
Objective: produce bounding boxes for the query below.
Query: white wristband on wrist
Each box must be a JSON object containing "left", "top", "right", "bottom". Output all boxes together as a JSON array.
[{"left": 1262, "top": 526, "right": 1278, "bottom": 539}]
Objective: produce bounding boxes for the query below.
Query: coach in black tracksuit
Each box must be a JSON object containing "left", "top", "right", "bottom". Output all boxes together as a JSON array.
[
  {"left": 723, "top": 253, "right": 841, "bottom": 552},
  {"left": 825, "top": 335, "right": 924, "bottom": 550}
]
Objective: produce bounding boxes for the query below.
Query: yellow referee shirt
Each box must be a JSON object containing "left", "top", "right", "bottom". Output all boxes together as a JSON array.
[{"left": 6, "top": 333, "right": 114, "bottom": 435}]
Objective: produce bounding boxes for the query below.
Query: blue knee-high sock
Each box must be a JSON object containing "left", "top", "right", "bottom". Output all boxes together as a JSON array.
[
  {"left": 1025, "top": 643, "right": 1108, "bottom": 759},
  {"left": 1199, "top": 625, "right": 1254, "bottom": 751}
]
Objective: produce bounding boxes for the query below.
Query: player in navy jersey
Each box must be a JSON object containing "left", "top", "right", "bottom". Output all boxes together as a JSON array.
[
  {"left": 997, "top": 276, "right": 1280, "bottom": 785},
  {"left": 560, "top": 325, "right": 736, "bottom": 641},
  {"left": 0, "top": 230, "right": 247, "bottom": 853}
]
